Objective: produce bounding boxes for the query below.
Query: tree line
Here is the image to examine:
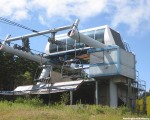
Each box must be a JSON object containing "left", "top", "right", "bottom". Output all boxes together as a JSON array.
[{"left": 0, "top": 51, "right": 39, "bottom": 91}]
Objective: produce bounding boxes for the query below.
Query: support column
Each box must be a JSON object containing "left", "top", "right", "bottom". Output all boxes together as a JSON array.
[
  {"left": 127, "top": 79, "right": 132, "bottom": 109},
  {"left": 70, "top": 91, "right": 73, "bottom": 105},
  {"left": 109, "top": 80, "right": 118, "bottom": 108},
  {"left": 95, "top": 80, "right": 99, "bottom": 105}
]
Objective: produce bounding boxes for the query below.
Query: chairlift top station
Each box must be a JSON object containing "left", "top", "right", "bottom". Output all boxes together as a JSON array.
[{"left": 0, "top": 19, "right": 146, "bottom": 108}]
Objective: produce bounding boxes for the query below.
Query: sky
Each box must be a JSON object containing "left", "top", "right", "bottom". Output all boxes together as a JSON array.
[{"left": 0, "top": 0, "right": 150, "bottom": 90}]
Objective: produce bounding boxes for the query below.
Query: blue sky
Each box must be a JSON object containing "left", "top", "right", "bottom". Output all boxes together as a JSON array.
[{"left": 0, "top": 0, "right": 150, "bottom": 90}]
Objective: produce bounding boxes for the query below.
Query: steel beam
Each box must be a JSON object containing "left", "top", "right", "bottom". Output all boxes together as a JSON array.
[{"left": 6, "top": 19, "right": 80, "bottom": 42}]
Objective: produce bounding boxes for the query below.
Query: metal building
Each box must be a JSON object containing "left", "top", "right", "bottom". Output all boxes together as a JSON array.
[
  {"left": 0, "top": 20, "right": 146, "bottom": 108},
  {"left": 43, "top": 25, "right": 146, "bottom": 108}
]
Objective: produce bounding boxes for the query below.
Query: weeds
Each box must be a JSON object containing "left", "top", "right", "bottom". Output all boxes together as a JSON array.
[
  {"left": 15, "top": 95, "right": 43, "bottom": 107},
  {"left": 0, "top": 100, "right": 148, "bottom": 120},
  {"left": 119, "top": 106, "right": 131, "bottom": 115},
  {"left": 60, "top": 92, "right": 69, "bottom": 105}
]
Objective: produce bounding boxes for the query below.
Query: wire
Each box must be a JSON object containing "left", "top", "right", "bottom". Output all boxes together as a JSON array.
[
  {"left": 0, "top": 17, "right": 76, "bottom": 48},
  {"left": 0, "top": 17, "right": 50, "bottom": 38},
  {"left": 0, "top": 17, "right": 33, "bottom": 31}
]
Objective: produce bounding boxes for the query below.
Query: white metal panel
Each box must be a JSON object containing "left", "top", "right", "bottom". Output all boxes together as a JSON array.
[
  {"left": 14, "top": 85, "right": 33, "bottom": 92},
  {"left": 120, "top": 64, "right": 136, "bottom": 79},
  {"left": 120, "top": 49, "right": 135, "bottom": 68},
  {"left": 119, "top": 49, "right": 136, "bottom": 79},
  {"left": 89, "top": 48, "right": 136, "bottom": 79},
  {"left": 90, "top": 52, "right": 104, "bottom": 64},
  {"left": 104, "top": 49, "right": 118, "bottom": 64},
  {"left": 89, "top": 64, "right": 118, "bottom": 77},
  {"left": 104, "top": 26, "right": 115, "bottom": 45},
  {"left": 89, "top": 48, "right": 118, "bottom": 77},
  {"left": 90, "top": 49, "right": 117, "bottom": 64}
]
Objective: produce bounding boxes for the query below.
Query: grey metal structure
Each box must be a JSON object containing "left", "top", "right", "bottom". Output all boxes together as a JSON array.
[{"left": 0, "top": 20, "right": 146, "bottom": 108}]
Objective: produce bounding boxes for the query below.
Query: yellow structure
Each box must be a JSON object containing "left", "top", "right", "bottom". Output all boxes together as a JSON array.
[
  {"left": 136, "top": 96, "right": 150, "bottom": 115},
  {"left": 146, "top": 96, "right": 150, "bottom": 116},
  {"left": 136, "top": 98, "right": 144, "bottom": 113}
]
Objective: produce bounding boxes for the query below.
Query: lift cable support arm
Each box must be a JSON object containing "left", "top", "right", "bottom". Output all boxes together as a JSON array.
[{"left": 5, "top": 19, "right": 80, "bottom": 42}]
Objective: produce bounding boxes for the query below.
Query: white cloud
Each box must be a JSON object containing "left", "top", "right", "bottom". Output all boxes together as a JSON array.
[
  {"left": 29, "top": 0, "right": 150, "bottom": 34},
  {"left": 0, "top": 0, "right": 150, "bottom": 33},
  {"left": 31, "top": 0, "right": 107, "bottom": 21},
  {"left": 108, "top": 0, "right": 150, "bottom": 33},
  {"left": 38, "top": 15, "right": 50, "bottom": 27},
  {"left": 0, "top": 0, "right": 29, "bottom": 21}
]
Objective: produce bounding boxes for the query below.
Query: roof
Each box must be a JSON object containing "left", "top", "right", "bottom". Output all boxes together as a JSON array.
[{"left": 0, "top": 80, "right": 83, "bottom": 95}]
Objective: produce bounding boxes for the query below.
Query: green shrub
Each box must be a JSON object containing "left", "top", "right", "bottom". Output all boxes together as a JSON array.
[
  {"left": 119, "top": 106, "right": 130, "bottom": 115},
  {"left": 15, "top": 96, "right": 43, "bottom": 107},
  {"left": 96, "top": 106, "right": 105, "bottom": 114},
  {"left": 60, "top": 92, "right": 69, "bottom": 105}
]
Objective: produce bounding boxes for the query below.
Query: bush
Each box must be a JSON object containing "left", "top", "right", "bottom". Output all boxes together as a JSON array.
[
  {"left": 60, "top": 92, "right": 69, "bottom": 105},
  {"left": 15, "top": 95, "right": 43, "bottom": 107},
  {"left": 119, "top": 106, "right": 130, "bottom": 115}
]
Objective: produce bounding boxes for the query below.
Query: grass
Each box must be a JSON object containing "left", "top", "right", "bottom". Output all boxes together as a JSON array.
[{"left": 0, "top": 98, "right": 149, "bottom": 120}]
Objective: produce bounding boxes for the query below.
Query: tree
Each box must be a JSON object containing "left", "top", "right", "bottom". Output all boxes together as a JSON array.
[
  {"left": 0, "top": 51, "right": 39, "bottom": 91},
  {"left": 0, "top": 51, "right": 15, "bottom": 90}
]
